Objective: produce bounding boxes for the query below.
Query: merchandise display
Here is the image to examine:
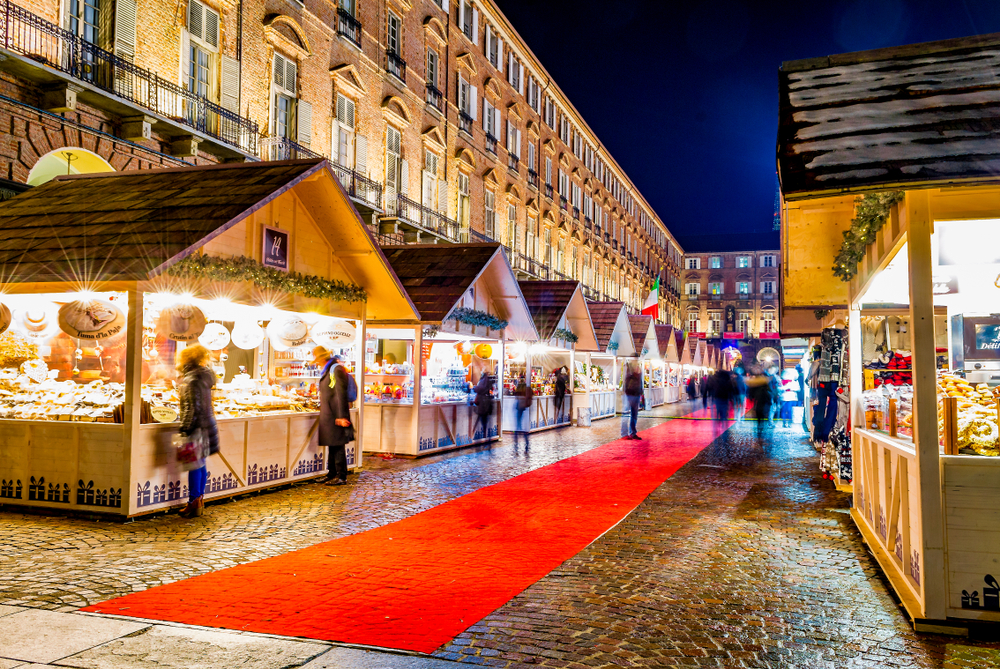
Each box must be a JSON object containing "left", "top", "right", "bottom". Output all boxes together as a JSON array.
[{"left": 937, "top": 371, "right": 999, "bottom": 455}]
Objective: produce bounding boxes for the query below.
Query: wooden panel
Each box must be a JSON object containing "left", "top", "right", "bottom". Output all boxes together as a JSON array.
[{"left": 782, "top": 196, "right": 855, "bottom": 309}]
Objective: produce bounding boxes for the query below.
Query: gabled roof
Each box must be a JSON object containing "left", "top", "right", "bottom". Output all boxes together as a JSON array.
[
  {"left": 0, "top": 160, "right": 324, "bottom": 283},
  {"left": 654, "top": 324, "right": 680, "bottom": 363},
  {"left": 628, "top": 314, "right": 659, "bottom": 358},
  {"left": 586, "top": 301, "right": 635, "bottom": 356},
  {"left": 378, "top": 243, "right": 536, "bottom": 339},
  {"left": 518, "top": 280, "right": 598, "bottom": 350},
  {"left": 778, "top": 32, "right": 1000, "bottom": 199}
]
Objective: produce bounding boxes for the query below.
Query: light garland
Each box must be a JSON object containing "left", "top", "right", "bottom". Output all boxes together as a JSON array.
[
  {"left": 166, "top": 255, "right": 367, "bottom": 303},
  {"left": 833, "top": 191, "right": 904, "bottom": 282},
  {"left": 449, "top": 307, "right": 508, "bottom": 331}
]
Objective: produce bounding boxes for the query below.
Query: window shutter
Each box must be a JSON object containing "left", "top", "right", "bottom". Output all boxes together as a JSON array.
[
  {"left": 441, "top": 0, "right": 448, "bottom": 11},
  {"left": 220, "top": 55, "right": 240, "bottom": 111},
  {"left": 356, "top": 135, "right": 368, "bottom": 175},
  {"left": 497, "top": 37, "right": 503, "bottom": 72},
  {"left": 518, "top": 63, "right": 524, "bottom": 95},
  {"left": 458, "top": 0, "right": 464, "bottom": 29},
  {"left": 188, "top": 0, "right": 204, "bottom": 41},
  {"left": 273, "top": 54, "right": 285, "bottom": 89},
  {"left": 204, "top": 6, "right": 218, "bottom": 48},
  {"left": 470, "top": 86, "right": 478, "bottom": 120},
  {"left": 494, "top": 106, "right": 500, "bottom": 138},
  {"left": 516, "top": 128, "right": 521, "bottom": 158},
  {"left": 483, "top": 100, "right": 489, "bottom": 131},
  {"left": 400, "top": 158, "right": 409, "bottom": 196},
  {"left": 285, "top": 58, "right": 297, "bottom": 95},
  {"left": 438, "top": 178, "right": 447, "bottom": 214},
  {"left": 471, "top": 7, "right": 478, "bottom": 44},
  {"left": 180, "top": 28, "right": 190, "bottom": 89},
  {"left": 114, "top": 0, "right": 137, "bottom": 60},
  {"left": 296, "top": 100, "right": 312, "bottom": 146},
  {"left": 484, "top": 24, "right": 491, "bottom": 59},
  {"left": 331, "top": 117, "right": 340, "bottom": 162}
]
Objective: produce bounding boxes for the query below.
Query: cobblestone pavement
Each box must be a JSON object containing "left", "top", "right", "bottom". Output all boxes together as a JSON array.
[{"left": 3, "top": 403, "right": 1000, "bottom": 668}]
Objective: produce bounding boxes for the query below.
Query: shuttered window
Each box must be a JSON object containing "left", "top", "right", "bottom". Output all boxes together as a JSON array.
[
  {"left": 333, "top": 93, "right": 355, "bottom": 167},
  {"left": 485, "top": 190, "right": 495, "bottom": 240},
  {"left": 385, "top": 125, "right": 402, "bottom": 204},
  {"left": 271, "top": 53, "right": 297, "bottom": 139}
]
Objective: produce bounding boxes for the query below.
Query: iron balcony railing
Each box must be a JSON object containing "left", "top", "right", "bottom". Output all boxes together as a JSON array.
[
  {"left": 425, "top": 84, "right": 442, "bottom": 111},
  {"left": 459, "top": 111, "right": 473, "bottom": 135},
  {"left": 559, "top": 195, "right": 568, "bottom": 210},
  {"left": 510, "top": 253, "right": 548, "bottom": 279},
  {"left": 573, "top": 205, "right": 580, "bottom": 220},
  {"left": 585, "top": 216, "right": 592, "bottom": 230},
  {"left": 485, "top": 132, "right": 498, "bottom": 154},
  {"left": 391, "top": 193, "right": 460, "bottom": 241},
  {"left": 0, "top": 0, "right": 258, "bottom": 155},
  {"left": 386, "top": 49, "right": 406, "bottom": 82},
  {"left": 328, "top": 161, "right": 384, "bottom": 211},
  {"left": 507, "top": 154, "right": 519, "bottom": 172},
  {"left": 544, "top": 183, "right": 554, "bottom": 200},
  {"left": 468, "top": 228, "right": 492, "bottom": 243},
  {"left": 337, "top": 8, "right": 362, "bottom": 48},
  {"left": 260, "top": 136, "right": 320, "bottom": 161},
  {"left": 527, "top": 169, "right": 538, "bottom": 189}
]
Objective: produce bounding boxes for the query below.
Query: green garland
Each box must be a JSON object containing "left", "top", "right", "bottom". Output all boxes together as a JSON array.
[
  {"left": 167, "top": 254, "right": 367, "bottom": 303},
  {"left": 450, "top": 307, "right": 508, "bottom": 331},
  {"left": 833, "top": 191, "right": 904, "bottom": 282},
  {"left": 422, "top": 325, "right": 439, "bottom": 339},
  {"left": 814, "top": 309, "right": 831, "bottom": 321},
  {"left": 554, "top": 327, "right": 578, "bottom": 343}
]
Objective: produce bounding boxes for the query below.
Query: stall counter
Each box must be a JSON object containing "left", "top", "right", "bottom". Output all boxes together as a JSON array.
[
  {"left": 502, "top": 394, "right": 572, "bottom": 433},
  {"left": 588, "top": 390, "right": 617, "bottom": 420},
  {"left": 363, "top": 399, "right": 499, "bottom": 456},
  {"left": 645, "top": 386, "right": 666, "bottom": 408}
]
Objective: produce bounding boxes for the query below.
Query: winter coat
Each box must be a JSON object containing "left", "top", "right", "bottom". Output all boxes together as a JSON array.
[
  {"left": 624, "top": 368, "right": 643, "bottom": 397},
  {"left": 554, "top": 371, "right": 568, "bottom": 400},
  {"left": 515, "top": 380, "right": 533, "bottom": 410},
  {"left": 177, "top": 364, "right": 219, "bottom": 455},
  {"left": 319, "top": 362, "right": 354, "bottom": 446},
  {"left": 473, "top": 373, "right": 495, "bottom": 417}
]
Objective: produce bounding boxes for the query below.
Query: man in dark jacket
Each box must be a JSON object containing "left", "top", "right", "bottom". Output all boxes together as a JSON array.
[
  {"left": 315, "top": 347, "right": 353, "bottom": 486},
  {"left": 473, "top": 372, "right": 496, "bottom": 441},
  {"left": 623, "top": 361, "right": 643, "bottom": 440}
]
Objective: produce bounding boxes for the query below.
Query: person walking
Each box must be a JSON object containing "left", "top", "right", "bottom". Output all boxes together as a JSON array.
[
  {"left": 554, "top": 366, "right": 568, "bottom": 423},
  {"left": 734, "top": 370, "right": 747, "bottom": 420},
  {"left": 686, "top": 375, "right": 697, "bottom": 402},
  {"left": 473, "top": 371, "right": 496, "bottom": 440},
  {"left": 713, "top": 369, "right": 734, "bottom": 421},
  {"left": 315, "top": 347, "right": 354, "bottom": 486},
  {"left": 513, "top": 376, "right": 533, "bottom": 449},
  {"left": 176, "top": 344, "right": 219, "bottom": 518},
  {"left": 700, "top": 374, "right": 709, "bottom": 409},
  {"left": 623, "top": 360, "right": 643, "bottom": 440},
  {"left": 746, "top": 367, "right": 773, "bottom": 446}
]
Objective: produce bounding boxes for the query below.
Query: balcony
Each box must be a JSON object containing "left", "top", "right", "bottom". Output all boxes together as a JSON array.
[
  {"left": 260, "top": 136, "right": 320, "bottom": 161},
  {"left": 572, "top": 205, "right": 580, "bottom": 220},
  {"left": 385, "top": 49, "right": 406, "bottom": 83},
  {"left": 0, "top": 0, "right": 258, "bottom": 157},
  {"left": 544, "top": 184, "right": 554, "bottom": 201},
  {"left": 507, "top": 154, "right": 519, "bottom": 172},
  {"left": 459, "top": 111, "right": 473, "bottom": 135},
  {"left": 527, "top": 169, "right": 538, "bottom": 189},
  {"left": 485, "top": 133, "right": 498, "bottom": 155},
  {"left": 337, "top": 8, "right": 362, "bottom": 48},
  {"left": 328, "top": 161, "right": 384, "bottom": 212},
  {"left": 508, "top": 252, "right": 549, "bottom": 280},
  {"left": 425, "top": 84, "right": 442, "bottom": 112},
  {"left": 559, "top": 195, "right": 568, "bottom": 210},
  {"left": 584, "top": 216, "right": 592, "bottom": 230},
  {"left": 387, "top": 194, "right": 460, "bottom": 242}
]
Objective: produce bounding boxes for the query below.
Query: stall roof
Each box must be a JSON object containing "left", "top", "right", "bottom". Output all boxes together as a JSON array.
[
  {"left": 376, "top": 243, "right": 537, "bottom": 340},
  {"left": 654, "top": 324, "right": 681, "bottom": 363},
  {"left": 0, "top": 159, "right": 418, "bottom": 320},
  {"left": 518, "top": 280, "right": 599, "bottom": 351},
  {"left": 778, "top": 32, "right": 1000, "bottom": 199},
  {"left": 586, "top": 301, "right": 636, "bottom": 357},
  {"left": 628, "top": 314, "right": 658, "bottom": 359}
]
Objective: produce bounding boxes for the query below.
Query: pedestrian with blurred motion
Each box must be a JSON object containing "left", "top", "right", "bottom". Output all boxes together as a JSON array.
[
  {"left": 768, "top": 368, "right": 782, "bottom": 424},
  {"left": 623, "top": 360, "right": 643, "bottom": 440},
  {"left": 176, "top": 344, "right": 219, "bottom": 518},
  {"left": 700, "top": 374, "right": 709, "bottom": 409},
  {"left": 713, "top": 369, "right": 734, "bottom": 421},
  {"left": 316, "top": 347, "right": 354, "bottom": 486},
  {"left": 686, "top": 375, "right": 697, "bottom": 402},
  {"left": 734, "top": 369, "right": 747, "bottom": 420},
  {"left": 513, "top": 376, "right": 533, "bottom": 449},
  {"left": 473, "top": 371, "right": 496, "bottom": 440},
  {"left": 746, "top": 366, "right": 773, "bottom": 446},
  {"left": 554, "top": 366, "right": 569, "bottom": 423}
]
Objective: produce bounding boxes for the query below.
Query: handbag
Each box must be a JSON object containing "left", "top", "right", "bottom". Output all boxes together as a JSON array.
[{"left": 173, "top": 429, "right": 206, "bottom": 472}]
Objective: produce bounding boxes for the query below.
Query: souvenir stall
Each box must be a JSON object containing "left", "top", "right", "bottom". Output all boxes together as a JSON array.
[
  {"left": 680, "top": 332, "right": 702, "bottom": 400},
  {"left": 584, "top": 301, "right": 636, "bottom": 421},
  {"left": 654, "top": 324, "right": 683, "bottom": 403},
  {"left": 627, "top": 314, "right": 664, "bottom": 409},
  {"left": 0, "top": 159, "right": 418, "bottom": 517},
  {"left": 361, "top": 244, "right": 535, "bottom": 456},
  {"left": 504, "top": 281, "right": 598, "bottom": 432}
]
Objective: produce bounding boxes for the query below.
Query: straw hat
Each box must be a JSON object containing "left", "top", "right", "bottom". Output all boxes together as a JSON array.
[
  {"left": 310, "top": 318, "right": 356, "bottom": 349},
  {"left": 58, "top": 298, "right": 125, "bottom": 340},
  {"left": 156, "top": 303, "right": 207, "bottom": 342}
]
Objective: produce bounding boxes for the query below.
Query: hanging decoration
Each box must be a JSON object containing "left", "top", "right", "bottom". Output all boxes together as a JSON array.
[
  {"left": 554, "top": 328, "right": 578, "bottom": 343},
  {"left": 832, "top": 191, "right": 905, "bottom": 282},
  {"left": 166, "top": 254, "right": 367, "bottom": 303},
  {"left": 608, "top": 340, "right": 619, "bottom": 352},
  {"left": 311, "top": 318, "right": 356, "bottom": 349},
  {"left": 815, "top": 309, "right": 831, "bottom": 321},
  {"left": 231, "top": 320, "right": 265, "bottom": 350},
  {"left": 58, "top": 298, "right": 125, "bottom": 340},
  {"left": 156, "top": 303, "right": 207, "bottom": 342},
  {"left": 198, "top": 323, "right": 231, "bottom": 350},
  {"left": 449, "top": 307, "right": 508, "bottom": 331},
  {"left": 267, "top": 315, "right": 309, "bottom": 351}
]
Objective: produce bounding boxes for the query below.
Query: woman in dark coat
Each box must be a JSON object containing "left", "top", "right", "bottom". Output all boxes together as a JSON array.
[
  {"left": 315, "top": 348, "right": 353, "bottom": 485},
  {"left": 473, "top": 371, "right": 495, "bottom": 440},
  {"left": 554, "top": 366, "right": 568, "bottom": 422},
  {"left": 177, "top": 344, "right": 219, "bottom": 518}
]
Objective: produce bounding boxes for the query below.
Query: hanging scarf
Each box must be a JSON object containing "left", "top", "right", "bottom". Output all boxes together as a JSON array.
[{"left": 321, "top": 359, "right": 337, "bottom": 389}]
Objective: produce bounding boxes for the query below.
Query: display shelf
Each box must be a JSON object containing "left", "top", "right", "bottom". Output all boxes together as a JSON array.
[{"left": 866, "top": 367, "right": 912, "bottom": 372}]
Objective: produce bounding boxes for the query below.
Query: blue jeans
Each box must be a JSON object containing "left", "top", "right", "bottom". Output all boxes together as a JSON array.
[
  {"left": 188, "top": 465, "right": 207, "bottom": 501},
  {"left": 625, "top": 394, "right": 641, "bottom": 436}
]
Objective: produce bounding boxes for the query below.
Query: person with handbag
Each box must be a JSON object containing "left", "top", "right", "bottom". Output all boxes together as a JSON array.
[
  {"left": 176, "top": 344, "right": 219, "bottom": 519},
  {"left": 315, "top": 347, "right": 355, "bottom": 486}
]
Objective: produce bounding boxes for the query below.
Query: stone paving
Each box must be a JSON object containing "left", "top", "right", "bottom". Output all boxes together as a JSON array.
[{"left": 2, "top": 402, "right": 1000, "bottom": 668}]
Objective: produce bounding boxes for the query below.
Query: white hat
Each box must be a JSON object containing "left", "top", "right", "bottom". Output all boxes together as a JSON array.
[
  {"left": 231, "top": 320, "right": 265, "bottom": 350},
  {"left": 266, "top": 315, "right": 309, "bottom": 351},
  {"left": 198, "top": 322, "right": 231, "bottom": 350}
]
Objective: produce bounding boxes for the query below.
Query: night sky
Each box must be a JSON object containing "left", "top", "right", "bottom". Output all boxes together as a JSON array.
[{"left": 494, "top": 0, "right": 1000, "bottom": 253}]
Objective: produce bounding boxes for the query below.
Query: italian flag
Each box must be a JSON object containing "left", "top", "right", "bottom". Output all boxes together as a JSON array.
[{"left": 641, "top": 277, "right": 660, "bottom": 319}]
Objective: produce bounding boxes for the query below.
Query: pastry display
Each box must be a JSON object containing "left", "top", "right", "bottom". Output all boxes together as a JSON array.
[
  {"left": 0, "top": 373, "right": 124, "bottom": 422},
  {"left": 936, "top": 371, "right": 1000, "bottom": 455}
]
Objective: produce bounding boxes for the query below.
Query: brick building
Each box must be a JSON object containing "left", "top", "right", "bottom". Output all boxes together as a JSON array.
[
  {"left": 681, "top": 249, "right": 781, "bottom": 342},
  {"left": 0, "top": 0, "right": 683, "bottom": 324}
]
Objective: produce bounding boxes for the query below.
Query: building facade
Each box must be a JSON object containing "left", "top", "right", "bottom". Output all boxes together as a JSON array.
[
  {"left": 0, "top": 0, "right": 683, "bottom": 324},
  {"left": 681, "top": 250, "right": 780, "bottom": 341}
]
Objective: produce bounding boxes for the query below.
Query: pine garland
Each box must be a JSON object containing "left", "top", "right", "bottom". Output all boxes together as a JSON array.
[
  {"left": 814, "top": 309, "right": 831, "bottom": 321},
  {"left": 449, "top": 307, "right": 508, "bottom": 331},
  {"left": 554, "top": 327, "right": 578, "bottom": 343},
  {"left": 833, "top": 192, "right": 904, "bottom": 282},
  {"left": 166, "top": 255, "right": 367, "bottom": 303}
]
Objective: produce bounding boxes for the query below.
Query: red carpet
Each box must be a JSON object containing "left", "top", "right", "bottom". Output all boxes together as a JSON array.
[{"left": 84, "top": 417, "right": 732, "bottom": 653}]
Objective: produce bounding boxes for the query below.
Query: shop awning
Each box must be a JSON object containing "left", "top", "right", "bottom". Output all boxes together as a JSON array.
[
  {"left": 778, "top": 32, "right": 1000, "bottom": 200},
  {"left": 654, "top": 324, "right": 681, "bottom": 363},
  {"left": 375, "top": 243, "right": 537, "bottom": 341},
  {"left": 0, "top": 159, "right": 418, "bottom": 321},
  {"left": 586, "top": 301, "right": 635, "bottom": 357},
  {"left": 518, "top": 280, "right": 599, "bottom": 351},
  {"left": 628, "top": 314, "right": 658, "bottom": 360}
]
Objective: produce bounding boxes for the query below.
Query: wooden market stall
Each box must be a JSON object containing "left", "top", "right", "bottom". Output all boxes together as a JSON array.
[
  {"left": 778, "top": 34, "right": 1000, "bottom": 631},
  {"left": 361, "top": 243, "right": 536, "bottom": 456},
  {"left": 583, "top": 301, "right": 636, "bottom": 421},
  {"left": 628, "top": 314, "right": 664, "bottom": 408},
  {"left": 654, "top": 324, "right": 683, "bottom": 403},
  {"left": 503, "top": 281, "right": 598, "bottom": 432},
  {"left": 0, "top": 159, "right": 417, "bottom": 517}
]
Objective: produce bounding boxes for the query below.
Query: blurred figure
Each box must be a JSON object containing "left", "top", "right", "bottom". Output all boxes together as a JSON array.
[
  {"left": 733, "top": 369, "right": 747, "bottom": 420},
  {"left": 713, "top": 369, "right": 734, "bottom": 420},
  {"left": 513, "top": 376, "right": 533, "bottom": 449},
  {"left": 768, "top": 368, "right": 782, "bottom": 424},
  {"left": 746, "top": 365, "right": 773, "bottom": 446},
  {"left": 700, "top": 374, "right": 709, "bottom": 409},
  {"left": 473, "top": 371, "right": 496, "bottom": 440},
  {"left": 622, "top": 360, "right": 643, "bottom": 440},
  {"left": 686, "top": 375, "right": 697, "bottom": 402},
  {"left": 554, "top": 366, "right": 568, "bottom": 423}
]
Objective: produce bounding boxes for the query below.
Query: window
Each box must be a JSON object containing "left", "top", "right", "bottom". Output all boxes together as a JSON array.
[
  {"left": 686, "top": 257, "right": 701, "bottom": 270},
  {"left": 422, "top": 149, "right": 439, "bottom": 211},
  {"left": 709, "top": 282, "right": 723, "bottom": 295},
  {"left": 333, "top": 93, "right": 355, "bottom": 168},
  {"left": 737, "top": 281, "right": 750, "bottom": 294},
  {"left": 483, "top": 99, "right": 499, "bottom": 141},
  {"left": 570, "top": 245, "right": 578, "bottom": 279},
  {"left": 385, "top": 124, "right": 402, "bottom": 200},
  {"left": 761, "top": 281, "right": 775, "bottom": 294},
  {"left": 685, "top": 282, "right": 700, "bottom": 296},
  {"left": 271, "top": 53, "right": 297, "bottom": 140},
  {"left": 506, "top": 120, "right": 521, "bottom": 158},
  {"left": 485, "top": 24, "right": 501, "bottom": 69},
  {"left": 506, "top": 203, "right": 516, "bottom": 249},
  {"left": 738, "top": 311, "right": 751, "bottom": 333},
  {"left": 459, "top": 1, "right": 476, "bottom": 42},
  {"left": 485, "top": 190, "right": 496, "bottom": 240},
  {"left": 426, "top": 48, "right": 439, "bottom": 90},
  {"left": 545, "top": 157, "right": 552, "bottom": 187},
  {"left": 761, "top": 254, "right": 776, "bottom": 268},
  {"left": 387, "top": 12, "right": 401, "bottom": 56},
  {"left": 557, "top": 238, "right": 565, "bottom": 274},
  {"left": 507, "top": 51, "right": 522, "bottom": 92},
  {"left": 571, "top": 183, "right": 581, "bottom": 209},
  {"left": 583, "top": 252, "right": 590, "bottom": 286},
  {"left": 544, "top": 97, "right": 556, "bottom": 128},
  {"left": 736, "top": 256, "right": 751, "bottom": 268},
  {"left": 184, "top": 0, "right": 220, "bottom": 100},
  {"left": 341, "top": 0, "right": 355, "bottom": 14},
  {"left": 458, "top": 173, "right": 470, "bottom": 228},
  {"left": 762, "top": 311, "right": 776, "bottom": 333},
  {"left": 527, "top": 77, "right": 540, "bottom": 112},
  {"left": 527, "top": 141, "right": 536, "bottom": 171},
  {"left": 527, "top": 215, "right": 537, "bottom": 260},
  {"left": 558, "top": 170, "right": 567, "bottom": 198},
  {"left": 687, "top": 311, "right": 700, "bottom": 333},
  {"left": 708, "top": 311, "right": 722, "bottom": 334},
  {"left": 544, "top": 228, "right": 552, "bottom": 267},
  {"left": 457, "top": 75, "right": 477, "bottom": 120},
  {"left": 709, "top": 256, "right": 722, "bottom": 269}
]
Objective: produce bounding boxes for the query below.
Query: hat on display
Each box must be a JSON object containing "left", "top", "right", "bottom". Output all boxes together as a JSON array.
[
  {"left": 266, "top": 315, "right": 309, "bottom": 351},
  {"left": 231, "top": 320, "right": 265, "bottom": 350},
  {"left": 58, "top": 298, "right": 125, "bottom": 340},
  {"left": 0, "top": 303, "right": 11, "bottom": 337},
  {"left": 310, "top": 318, "right": 356, "bottom": 349},
  {"left": 156, "top": 303, "right": 207, "bottom": 342},
  {"left": 198, "top": 322, "right": 231, "bottom": 350},
  {"left": 17, "top": 304, "right": 58, "bottom": 340}
]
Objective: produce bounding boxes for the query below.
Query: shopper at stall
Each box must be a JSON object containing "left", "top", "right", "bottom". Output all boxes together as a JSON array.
[
  {"left": 315, "top": 347, "right": 354, "bottom": 486},
  {"left": 473, "top": 371, "right": 496, "bottom": 441},
  {"left": 623, "top": 361, "right": 643, "bottom": 440},
  {"left": 554, "top": 366, "right": 569, "bottom": 422},
  {"left": 513, "top": 377, "right": 533, "bottom": 449},
  {"left": 177, "top": 344, "right": 219, "bottom": 519}
]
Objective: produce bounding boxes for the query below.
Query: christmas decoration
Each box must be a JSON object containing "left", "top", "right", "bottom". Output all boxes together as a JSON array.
[
  {"left": 833, "top": 191, "right": 904, "bottom": 282},
  {"left": 554, "top": 328, "right": 578, "bottom": 343},
  {"left": 815, "top": 309, "right": 831, "bottom": 321},
  {"left": 166, "top": 254, "right": 367, "bottom": 303},
  {"left": 449, "top": 307, "right": 508, "bottom": 331}
]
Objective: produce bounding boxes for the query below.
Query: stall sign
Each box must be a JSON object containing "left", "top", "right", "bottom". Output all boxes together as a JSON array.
[
  {"left": 759, "top": 332, "right": 781, "bottom": 339},
  {"left": 262, "top": 226, "right": 290, "bottom": 271},
  {"left": 723, "top": 332, "right": 744, "bottom": 339},
  {"left": 692, "top": 332, "right": 707, "bottom": 339},
  {"left": 58, "top": 299, "right": 125, "bottom": 340},
  {"left": 975, "top": 324, "right": 1000, "bottom": 351}
]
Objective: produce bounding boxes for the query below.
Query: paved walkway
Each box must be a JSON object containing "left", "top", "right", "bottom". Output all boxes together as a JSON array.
[{"left": 1, "top": 402, "right": 1000, "bottom": 667}]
